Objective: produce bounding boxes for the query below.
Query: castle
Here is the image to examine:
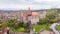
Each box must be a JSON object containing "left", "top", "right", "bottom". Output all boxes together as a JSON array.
[{"left": 20, "top": 8, "right": 46, "bottom": 25}]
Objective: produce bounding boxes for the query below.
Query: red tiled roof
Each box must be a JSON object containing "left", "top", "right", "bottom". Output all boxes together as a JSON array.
[
  {"left": 32, "top": 12, "right": 39, "bottom": 16},
  {"left": 23, "top": 13, "right": 27, "bottom": 17},
  {"left": 39, "top": 14, "right": 45, "bottom": 17}
]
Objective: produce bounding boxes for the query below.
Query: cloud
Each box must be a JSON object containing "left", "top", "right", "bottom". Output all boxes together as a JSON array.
[{"left": 0, "top": 0, "right": 60, "bottom": 10}]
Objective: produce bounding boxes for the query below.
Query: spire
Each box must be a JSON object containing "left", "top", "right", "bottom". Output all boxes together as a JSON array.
[
  {"left": 28, "top": 7, "right": 30, "bottom": 11},
  {"left": 28, "top": 7, "right": 31, "bottom": 13}
]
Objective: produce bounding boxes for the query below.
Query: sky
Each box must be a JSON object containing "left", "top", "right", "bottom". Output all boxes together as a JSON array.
[{"left": 0, "top": 0, "right": 60, "bottom": 10}]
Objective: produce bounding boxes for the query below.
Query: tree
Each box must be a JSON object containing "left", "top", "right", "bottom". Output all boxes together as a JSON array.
[
  {"left": 14, "top": 23, "right": 19, "bottom": 29},
  {"left": 0, "top": 22, "right": 2, "bottom": 31},
  {"left": 7, "top": 19, "right": 17, "bottom": 27},
  {"left": 39, "top": 18, "right": 46, "bottom": 25},
  {"left": 46, "top": 9, "right": 58, "bottom": 23},
  {"left": 0, "top": 21, "right": 8, "bottom": 32},
  {"left": 23, "top": 23, "right": 30, "bottom": 32}
]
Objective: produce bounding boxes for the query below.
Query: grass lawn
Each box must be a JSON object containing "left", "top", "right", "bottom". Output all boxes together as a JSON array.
[
  {"left": 56, "top": 26, "right": 60, "bottom": 31},
  {"left": 10, "top": 27, "right": 25, "bottom": 32},
  {"left": 16, "top": 27, "right": 25, "bottom": 32},
  {"left": 33, "top": 24, "right": 51, "bottom": 32}
]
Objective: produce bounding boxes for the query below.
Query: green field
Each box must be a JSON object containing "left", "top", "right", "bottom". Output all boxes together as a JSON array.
[
  {"left": 56, "top": 26, "right": 60, "bottom": 31},
  {"left": 33, "top": 24, "right": 51, "bottom": 32}
]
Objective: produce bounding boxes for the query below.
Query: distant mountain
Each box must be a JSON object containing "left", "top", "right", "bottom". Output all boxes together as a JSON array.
[
  {"left": 0, "top": 8, "right": 60, "bottom": 13},
  {"left": 0, "top": 10, "right": 46, "bottom": 13}
]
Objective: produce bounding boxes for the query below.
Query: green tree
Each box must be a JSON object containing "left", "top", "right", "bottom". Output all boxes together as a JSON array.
[
  {"left": 23, "top": 23, "right": 30, "bottom": 32},
  {"left": 39, "top": 18, "right": 46, "bottom": 25},
  {"left": 14, "top": 23, "right": 19, "bottom": 29},
  {"left": 7, "top": 19, "right": 17, "bottom": 27},
  {"left": 46, "top": 9, "right": 58, "bottom": 23}
]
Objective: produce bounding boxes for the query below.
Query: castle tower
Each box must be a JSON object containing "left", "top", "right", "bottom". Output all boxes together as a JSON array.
[
  {"left": 20, "top": 10, "right": 23, "bottom": 23},
  {"left": 28, "top": 8, "right": 32, "bottom": 16}
]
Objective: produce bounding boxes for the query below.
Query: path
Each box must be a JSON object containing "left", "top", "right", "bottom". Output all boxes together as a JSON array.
[
  {"left": 50, "top": 23, "right": 60, "bottom": 34},
  {"left": 39, "top": 30, "right": 50, "bottom": 34}
]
